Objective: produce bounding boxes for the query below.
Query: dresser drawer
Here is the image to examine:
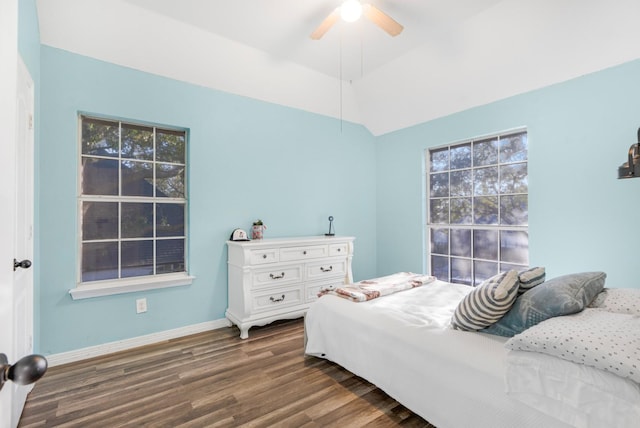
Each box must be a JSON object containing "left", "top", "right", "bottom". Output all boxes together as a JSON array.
[
  {"left": 306, "top": 278, "right": 347, "bottom": 302},
  {"left": 252, "top": 264, "right": 303, "bottom": 289},
  {"left": 252, "top": 286, "right": 303, "bottom": 313},
  {"left": 249, "top": 248, "right": 278, "bottom": 265},
  {"left": 306, "top": 259, "right": 347, "bottom": 281},
  {"left": 280, "top": 244, "right": 328, "bottom": 262},
  {"left": 329, "top": 242, "right": 349, "bottom": 257}
]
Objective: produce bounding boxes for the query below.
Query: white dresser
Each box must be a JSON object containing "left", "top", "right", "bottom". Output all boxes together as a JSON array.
[{"left": 226, "top": 236, "right": 354, "bottom": 339}]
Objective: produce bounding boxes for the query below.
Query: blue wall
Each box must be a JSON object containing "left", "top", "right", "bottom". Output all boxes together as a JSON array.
[
  {"left": 376, "top": 59, "right": 640, "bottom": 288},
  {"left": 28, "top": 9, "right": 640, "bottom": 355},
  {"left": 18, "top": 0, "right": 39, "bottom": 75},
  {"left": 38, "top": 46, "right": 377, "bottom": 355}
]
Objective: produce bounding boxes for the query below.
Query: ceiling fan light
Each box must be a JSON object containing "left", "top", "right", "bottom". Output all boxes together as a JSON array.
[{"left": 341, "top": 0, "right": 363, "bottom": 22}]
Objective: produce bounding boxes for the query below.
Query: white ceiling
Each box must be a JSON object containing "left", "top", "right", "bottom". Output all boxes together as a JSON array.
[
  {"left": 36, "top": 0, "right": 640, "bottom": 135},
  {"left": 120, "top": 0, "right": 505, "bottom": 82}
]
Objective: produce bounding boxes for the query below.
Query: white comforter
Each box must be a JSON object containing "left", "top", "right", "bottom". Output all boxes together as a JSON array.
[
  {"left": 506, "top": 350, "right": 640, "bottom": 428},
  {"left": 305, "top": 280, "right": 640, "bottom": 428},
  {"left": 305, "top": 280, "right": 571, "bottom": 428}
]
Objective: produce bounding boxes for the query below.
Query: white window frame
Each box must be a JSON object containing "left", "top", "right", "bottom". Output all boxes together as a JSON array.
[
  {"left": 425, "top": 128, "right": 529, "bottom": 286},
  {"left": 70, "top": 114, "right": 194, "bottom": 300}
]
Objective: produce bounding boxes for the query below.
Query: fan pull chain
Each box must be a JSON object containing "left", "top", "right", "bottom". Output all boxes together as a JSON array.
[
  {"left": 360, "top": 24, "right": 364, "bottom": 79},
  {"left": 339, "top": 27, "right": 343, "bottom": 132}
]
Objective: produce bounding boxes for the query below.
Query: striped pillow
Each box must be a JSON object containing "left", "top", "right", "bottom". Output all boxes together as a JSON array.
[
  {"left": 451, "top": 270, "right": 520, "bottom": 331},
  {"left": 518, "top": 266, "right": 545, "bottom": 294}
]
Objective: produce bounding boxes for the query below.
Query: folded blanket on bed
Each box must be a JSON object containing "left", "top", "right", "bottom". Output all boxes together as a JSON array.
[{"left": 318, "top": 272, "right": 436, "bottom": 302}]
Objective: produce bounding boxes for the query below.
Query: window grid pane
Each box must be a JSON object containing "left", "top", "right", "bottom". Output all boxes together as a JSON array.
[
  {"left": 80, "top": 115, "right": 187, "bottom": 284},
  {"left": 426, "top": 130, "right": 528, "bottom": 286}
]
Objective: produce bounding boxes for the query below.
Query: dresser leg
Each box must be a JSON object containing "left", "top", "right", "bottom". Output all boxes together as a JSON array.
[{"left": 239, "top": 327, "right": 249, "bottom": 339}]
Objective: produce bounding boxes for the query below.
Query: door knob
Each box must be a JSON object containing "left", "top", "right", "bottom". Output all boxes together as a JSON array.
[
  {"left": 13, "top": 259, "right": 32, "bottom": 271},
  {"left": 0, "top": 353, "right": 47, "bottom": 391}
]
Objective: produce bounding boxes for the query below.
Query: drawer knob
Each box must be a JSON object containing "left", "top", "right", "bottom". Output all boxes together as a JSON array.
[
  {"left": 262, "top": 254, "right": 267, "bottom": 259},
  {"left": 337, "top": 248, "right": 341, "bottom": 252},
  {"left": 320, "top": 266, "right": 333, "bottom": 273},
  {"left": 270, "top": 272, "right": 285, "bottom": 280},
  {"left": 270, "top": 294, "right": 285, "bottom": 303},
  {"left": 303, "top": 250, "right": 307, "bottom": 255}
]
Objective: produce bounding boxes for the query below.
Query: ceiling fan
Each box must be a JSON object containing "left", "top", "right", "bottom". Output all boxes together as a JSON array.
[{"left": 310, "top": 0, "right": 404, "bottom": 40}]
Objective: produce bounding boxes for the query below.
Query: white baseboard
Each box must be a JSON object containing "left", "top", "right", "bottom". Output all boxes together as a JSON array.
[{"left": 46, "top": 318, "right": 232, "bottom": 367}]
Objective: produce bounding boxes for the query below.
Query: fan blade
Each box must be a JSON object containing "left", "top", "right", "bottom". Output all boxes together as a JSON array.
[
  {"left": 310, "top": 8, "right": 340, "bottom": 40},
  {"left": 362, "top": 4, "right": 404, "bottom": 37}
]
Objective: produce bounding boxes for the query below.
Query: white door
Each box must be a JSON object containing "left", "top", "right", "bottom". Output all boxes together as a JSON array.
[
  {"left": 0, "top": 0, "right": 19, "bottom": 427},
  {"left": 10, "top": 56, "right": 36, "bottom": 428}
]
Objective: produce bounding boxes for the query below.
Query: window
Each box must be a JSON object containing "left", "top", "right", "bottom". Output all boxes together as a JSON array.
[
  {"left": 71, "top": 115, "right": 192, "bottom": 299},
  {"left": 426, "top": 130, "right": 528, "bottom": 286}
]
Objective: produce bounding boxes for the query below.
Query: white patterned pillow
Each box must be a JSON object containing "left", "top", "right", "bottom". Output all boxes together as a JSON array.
[
  {"left": 505, "top": 308, "right": 640, "bottom": 384},
  {"left": 451, "top": 270, "right": 520, "bottom": 331},
  {"left": 588, "top": 288, "right": 640, "bottom": 315},
  {"left": 517, "top": 266, "right": 545, "bottom": 294}
]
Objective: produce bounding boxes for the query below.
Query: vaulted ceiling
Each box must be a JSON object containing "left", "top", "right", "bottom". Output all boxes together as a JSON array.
[{"left": 36, "top": 0, "right": 640, "bottom": 135}]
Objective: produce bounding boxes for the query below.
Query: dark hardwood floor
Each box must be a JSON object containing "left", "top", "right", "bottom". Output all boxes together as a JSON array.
[{"left": 19, "top": 318, "right": 434, "bottom": 427}]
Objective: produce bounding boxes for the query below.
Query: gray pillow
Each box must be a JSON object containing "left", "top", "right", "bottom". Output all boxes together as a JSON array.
[{"left": 482, "top": 271, "right": 606, "bottom": 337}]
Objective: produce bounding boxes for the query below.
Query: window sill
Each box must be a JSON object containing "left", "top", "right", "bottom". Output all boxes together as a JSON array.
[{"left": 69, "top": 273, "right": 195, "bottom": 300}]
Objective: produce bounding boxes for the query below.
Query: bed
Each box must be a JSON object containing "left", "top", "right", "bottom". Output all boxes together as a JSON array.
[{"left": 304, "top": 272, "right": 640, "bottom": 428}]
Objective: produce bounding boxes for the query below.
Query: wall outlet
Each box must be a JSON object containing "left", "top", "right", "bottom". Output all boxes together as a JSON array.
[{"left": 136, "top": 298, "right": 147, "bottom": 314}]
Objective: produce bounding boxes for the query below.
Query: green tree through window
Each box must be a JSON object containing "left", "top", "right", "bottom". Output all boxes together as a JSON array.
[
  {"left": 79, "top": 116, "right": 187, "bottom": 283},
  {"left": 427, "top": 130, "right": 528, "bottom": 285}
]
